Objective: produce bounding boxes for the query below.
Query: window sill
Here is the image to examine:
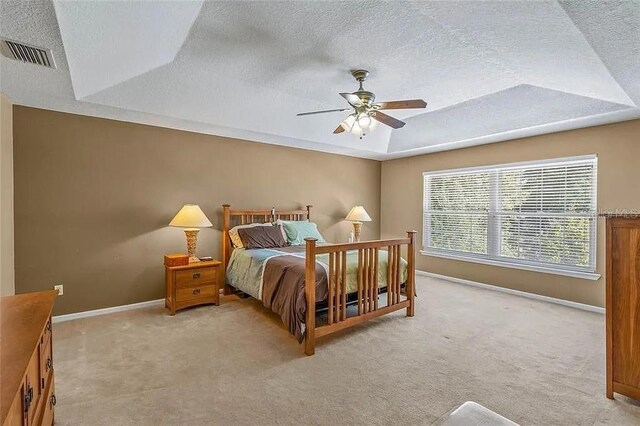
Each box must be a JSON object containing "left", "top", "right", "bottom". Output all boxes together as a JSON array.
[{"left": 419, "top": 250, "right": 601, "bottom": 281}]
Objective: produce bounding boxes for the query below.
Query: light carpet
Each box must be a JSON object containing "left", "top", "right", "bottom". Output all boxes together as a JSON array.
[{"left": 52, "top": 276, "right": 640, "bottom": 425}]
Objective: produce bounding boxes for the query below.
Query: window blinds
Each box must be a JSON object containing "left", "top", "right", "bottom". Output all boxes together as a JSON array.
[{"left": 423, "top": 156, "right": 597, "bottom": 273}]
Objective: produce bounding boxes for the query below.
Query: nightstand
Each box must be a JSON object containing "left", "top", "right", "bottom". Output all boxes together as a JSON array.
[{"left": 165, "top": 260, "right": 221, "bottom": 315}]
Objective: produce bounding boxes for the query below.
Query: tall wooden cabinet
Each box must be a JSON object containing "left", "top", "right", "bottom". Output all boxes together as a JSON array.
[
  {"left": 1, "top": 291, "right": 57, "bottom": 426},
  {"left": 605, "top": 216, "right": 640, "bottom": 401}
]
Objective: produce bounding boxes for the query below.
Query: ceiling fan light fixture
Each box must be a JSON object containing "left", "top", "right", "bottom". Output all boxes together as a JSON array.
[
  {"left": 350, "top": 123, "right": 364, "bottom": 139},
  {"left": 340, "top": 113, "right": 357, "bottom": 132},
  {"left": 349, "top": 114, "right": 366, "bottom": 139},
  {"left": 354, "top": 112, "right": 378, "bottom": 137},
  {"left": 363, "top": 112, "right": 379, "bottom": 131},
  {"left": 339, "top": 111, "right": 379, "bottom": 139},
  {"left": 357, "top": 112, "right": 372, "bottom": 128}
]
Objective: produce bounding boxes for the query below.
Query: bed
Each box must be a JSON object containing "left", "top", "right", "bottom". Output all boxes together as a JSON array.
[{"left": 222, "top": 204, "right": 416, "bottom": 355}]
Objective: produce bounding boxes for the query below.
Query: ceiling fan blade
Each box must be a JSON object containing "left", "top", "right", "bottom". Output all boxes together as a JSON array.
[
  {"left": 339, "top": 92, "right": 362, "bottom": 107},
  {"left": 297, "top": 108, "right": 349, "bottom": 117},
  {"left": 373, "top": 111, "right": 406, "bottom": 129},
  {"left": 376, "top": 99, "right": 427, "bottom": 110},
  {"left": 333, "top": 124, "right": 345, "bottom": 134}
]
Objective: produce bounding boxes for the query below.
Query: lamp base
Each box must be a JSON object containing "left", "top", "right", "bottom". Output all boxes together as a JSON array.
[
  {"left": 184, "top": 229, "right": 200, "bottom": 263},
  {"left": 352, "top": 221, "right": 363, "bottom": 242}
]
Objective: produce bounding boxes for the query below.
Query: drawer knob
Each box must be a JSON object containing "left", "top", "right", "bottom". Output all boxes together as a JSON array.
[
  {"left": 50, "top": 394, "right": 57, "bottom": 407},
  {"left": 46, "top": 357, "right": 53, "bottom": 371},
  {"left": 192, "top": 272, "right": 201, "bottom": 279},
  {"left": 193, "top": 288, "right": 201, "bottom": 295},
  {"left": 46, "top": 321, "right": 52, "bottom": 331},
  {"left": 24, "top": 385, "right": 33, "bottom": 412}
]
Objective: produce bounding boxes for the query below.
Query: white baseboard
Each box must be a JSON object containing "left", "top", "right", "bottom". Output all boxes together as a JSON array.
[
  {"left": 417, "top": 270, "right": 605, "bottom": 314},
  {"left": 52, "top": 272, "right": 604, "bottom": 323},
  {"left": 52, "top": 299, "right": 165, "bottom": 323}
]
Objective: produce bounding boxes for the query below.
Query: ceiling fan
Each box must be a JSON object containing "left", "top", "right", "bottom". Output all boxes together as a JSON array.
[{"left": 296, "top": 69, "right": 427, "bottom": 139}]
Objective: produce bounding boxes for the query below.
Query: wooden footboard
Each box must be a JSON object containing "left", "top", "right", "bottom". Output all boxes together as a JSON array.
[{"left": 304, "top": 231, "right": 416, "bottom": 355}]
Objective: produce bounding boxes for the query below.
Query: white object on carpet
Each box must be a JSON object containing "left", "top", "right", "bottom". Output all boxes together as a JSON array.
[{"left": 435, "top": 401, "right": 519, "bottom": 426}]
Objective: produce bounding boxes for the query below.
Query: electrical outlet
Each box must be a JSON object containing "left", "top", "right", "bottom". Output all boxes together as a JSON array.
[{"left": 54, "top": 285, "right": 63, "bottom": 296}]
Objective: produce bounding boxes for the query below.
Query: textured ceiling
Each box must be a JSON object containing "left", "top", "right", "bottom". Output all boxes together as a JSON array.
[{"left": 1, "top": 0, "right": 638, "bottom": 160}]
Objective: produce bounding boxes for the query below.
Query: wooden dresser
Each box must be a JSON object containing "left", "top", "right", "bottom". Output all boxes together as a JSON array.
[
  {"left": 165, "top": 260, "right": 221, "bottom": 314},
  {"left": 1, "top": 291, "right": 57, "bottom": 426},
  {"left": 605, "top": 215, "right": 640, "bottom": 401}
]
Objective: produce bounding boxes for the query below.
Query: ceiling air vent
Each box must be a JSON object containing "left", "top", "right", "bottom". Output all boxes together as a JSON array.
[{"left": 0, "top": 38, "right": 56, "bottom": 69}]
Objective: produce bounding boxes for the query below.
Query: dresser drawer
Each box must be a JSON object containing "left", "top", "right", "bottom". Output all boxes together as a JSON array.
[
  {"left": 39, "top": 372, "right": 55, "bottom": 426},
  {"left": 176, "top": 284, "right": 217, "bottom": 302},
  {"left": 25, "top": 347, "right": 42, "bottom": 424},
  {"left": 175, "top": 267, "right": 217, "bottom": 287},
  {"left": 41, "top": 335, "right": 53, "bottom": 392},
  {"left": 40, "top": 317, "right": 52, "bottom": 350}
]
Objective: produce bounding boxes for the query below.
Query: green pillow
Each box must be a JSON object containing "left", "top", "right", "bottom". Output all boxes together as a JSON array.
[{"left": 279, "top": 220, "right": 326, "bottom": 245}]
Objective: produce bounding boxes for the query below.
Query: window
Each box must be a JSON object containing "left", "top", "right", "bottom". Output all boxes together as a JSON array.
[{"left": 422, "top": 155, "right": 598, "bottom": 279}]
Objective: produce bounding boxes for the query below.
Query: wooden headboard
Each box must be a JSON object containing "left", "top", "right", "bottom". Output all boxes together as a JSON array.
[{"left": 221, "top": 204, "right": 312, "bottom": 294}]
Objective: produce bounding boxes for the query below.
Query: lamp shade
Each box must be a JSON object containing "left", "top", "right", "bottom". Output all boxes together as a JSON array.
[
  {"left": 169, "top": 204, "right": 213, "bottom": 228},
  {"left": 345, "top": 206, "right": 372, "bottom": 222}
]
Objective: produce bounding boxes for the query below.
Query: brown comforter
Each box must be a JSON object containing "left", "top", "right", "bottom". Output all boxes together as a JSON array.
[{"left": 261, "top": 246, "right": 328, "bottom": 342}]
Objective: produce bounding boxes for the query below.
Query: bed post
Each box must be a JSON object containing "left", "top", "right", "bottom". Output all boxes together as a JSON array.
[
  {"left": 304, "top": 237, "right": 317, "bottom": 356},
  {"left": 222, "top": 204, "right": 233, "bottom": 295},
  {"left": 406, "top": 231, "right": 416, "bottom": 317},
  {"left": 306, "top": 205, "right": 313, "bottom": 221}
]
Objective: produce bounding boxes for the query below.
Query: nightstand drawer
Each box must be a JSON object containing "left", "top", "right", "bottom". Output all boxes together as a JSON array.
[
  {"left": 176, "top": 284, "right": 217, "bottom": 302},
  {"left": 175, "top": 266, "right": 217, "bottom": 287}
]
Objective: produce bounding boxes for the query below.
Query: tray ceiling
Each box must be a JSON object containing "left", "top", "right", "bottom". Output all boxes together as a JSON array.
[{"left": 1, "top": 0, "right": 638, "bottom": 160}]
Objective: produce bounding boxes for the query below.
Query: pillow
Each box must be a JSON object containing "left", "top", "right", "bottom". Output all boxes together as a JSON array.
[
  {"left": 238, "top": 225, "right": 288, "bottom": 249},
  {"left": 278, "top": 220, "right": 326, "bottom": 245},
  {"left": 229, "top": 223, "right": 272, "bottom": 248}
]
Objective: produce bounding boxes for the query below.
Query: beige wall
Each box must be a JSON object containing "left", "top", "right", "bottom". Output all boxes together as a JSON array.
[
  {"left": 13, "top": 107, "right": 381, "bottom": 315},
  {"left": 382, "top": 119, "right": 640, "bottom": 308},
  {"left": 0, "top": 93, "right": 14, "bottom": 296},
  {"left": 13, "top": 104, "right": 640, "bottom": 313}
]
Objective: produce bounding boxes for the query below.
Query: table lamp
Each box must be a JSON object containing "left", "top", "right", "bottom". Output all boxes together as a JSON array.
[
  {"left": 169, "top": 204, "right": 213, "bottom": 262},
  {"left": 345, "top": 205, "right": 372, "bottom": 242}
]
